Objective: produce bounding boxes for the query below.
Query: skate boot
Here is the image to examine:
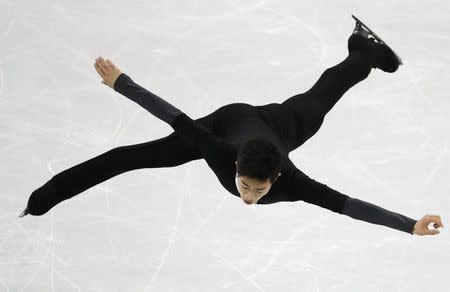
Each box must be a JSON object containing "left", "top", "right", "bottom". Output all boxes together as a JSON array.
[
  {"left": 348, "top": 15, "right": 402, "bottom": 73},
  {"left": 347, "top": 24, "right": 375, "bottom": 53},
  {"left": 21, "top": 179, "right": 61, "bottom": 216}
]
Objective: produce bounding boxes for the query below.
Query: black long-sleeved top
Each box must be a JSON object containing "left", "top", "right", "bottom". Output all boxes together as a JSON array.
[{"left": 113, "top": 72, "right": 417, "bottom": 235}]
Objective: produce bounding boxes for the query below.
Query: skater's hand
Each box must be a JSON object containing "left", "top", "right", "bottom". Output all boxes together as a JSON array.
[
  {"left": 94, "top": 56, "right": 123, "bottom": 89},
  {"left": 413, "top": 214, "right": 444, "bottom": 236}
]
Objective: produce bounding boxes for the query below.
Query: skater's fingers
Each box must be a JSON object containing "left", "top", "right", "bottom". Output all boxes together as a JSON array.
[
  {"left": 98, "top": 57, "right": 110, "bottom": 70},
  {"left": 94, "top": 62, "right": 106, "bottom": 78},
  {"left": 433, "top": 222, "right": 442, "bottom": 229},
  {"left": 106, "top": 59, "right": 116, "bottom": 69},
  {"left": 427, "top": 229, "right": 440, "bottom": 235},
  {"left": 96, "top": 58, "right": 109, "bottom": 73},
  {"left": 434, "top": 218, "right": 444, "bottom": 228},
  {"left": 427, "top": 215, "right": 443, "bottom": 227}
]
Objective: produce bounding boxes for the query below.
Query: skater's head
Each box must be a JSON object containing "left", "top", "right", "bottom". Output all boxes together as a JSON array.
[{"left": 235, "top": 138, "right": 282, "bottom": 205}]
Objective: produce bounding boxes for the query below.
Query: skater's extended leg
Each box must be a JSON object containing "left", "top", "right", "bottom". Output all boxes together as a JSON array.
[
  {"left": 283, "top": 34, "right": 374, "bottom": 122},
  {"left": 22, "top": 115, "right": 214, "bottom": 216},
  {"left": 280, "top": 33, "right": 377, "bottom": 149}
]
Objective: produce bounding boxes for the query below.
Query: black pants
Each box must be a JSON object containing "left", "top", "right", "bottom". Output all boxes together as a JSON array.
[{"left": 28, "top": 41, "right": 373, "bottom": 214}]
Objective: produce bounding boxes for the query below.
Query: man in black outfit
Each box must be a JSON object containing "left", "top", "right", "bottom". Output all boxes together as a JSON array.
[{"left": 21, "top": 21, "right": 443, "bottom": 236}]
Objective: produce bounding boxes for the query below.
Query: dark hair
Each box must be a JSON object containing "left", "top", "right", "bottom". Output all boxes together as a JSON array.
[{"left": 236, "top": 138, "right": 282, "bottom": 184}]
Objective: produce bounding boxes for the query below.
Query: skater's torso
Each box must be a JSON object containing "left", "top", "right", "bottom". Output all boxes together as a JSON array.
[
  {"left": 201, "top": 102, "right": 301, "bottom": 204},
  {"left": 213, "top": 103, "right": 286, "bottom": 151},
  {"left": 213, "top": 102, "right": 297, "bottom": 154}
]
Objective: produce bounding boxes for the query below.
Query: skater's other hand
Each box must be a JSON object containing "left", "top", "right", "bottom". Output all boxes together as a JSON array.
[
  {"left": 94, "top": 57, "right": 123, "bottom": 89},
  {"left": 413, "top": 214, "right": 444, "bottom": 236}
]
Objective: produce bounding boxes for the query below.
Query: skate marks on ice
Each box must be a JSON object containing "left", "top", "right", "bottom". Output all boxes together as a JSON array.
[
  {"left": 260, "top": 7, "right": 326, "bottom": 82},
  {"left": 174, "top": 0, "right": 273, "bottom": 21},
  {"left": 0, "top": 16, "right": 16, "bottom": 100},
  {"left": 11, "top": 220, "right": 81, "bottom": 291},
  {"left": 143, "top": 167, "right": 193, "bottom": 292},
  {"left": 148, "top": 0, "right": 322, "bottom": 87},
  {"left": 146, "top": 0, "right": 274, "bottom": 83},
  {"left": 0, "top": 65, "right": 3, "bottom": 102}
]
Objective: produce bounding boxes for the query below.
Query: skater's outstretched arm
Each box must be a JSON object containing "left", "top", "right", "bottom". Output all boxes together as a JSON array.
[
  {"left": 287, "top": 167, "right": 437, "bottom": 235},
  {"left": 342, "top": 197, "right": 444, "bottom": 236},
  {"left": 94, "top": 57, "right": 236, "bottom": 170},
  {"left": 342, "top": 196, "right": 417, "bottom": 235},
  {"left": 97, "top": 59, "right": 183, "bottom": 125}
]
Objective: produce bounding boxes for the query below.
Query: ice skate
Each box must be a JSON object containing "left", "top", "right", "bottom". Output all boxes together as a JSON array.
[
  {"left": 19, "top": 206, "right": 29, "bottom": 217},
  {"left": 350, "top": 14, "right": 403, "bottom": 73}
]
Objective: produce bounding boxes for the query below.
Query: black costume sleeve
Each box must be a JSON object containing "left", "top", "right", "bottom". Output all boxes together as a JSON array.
[
  {"left": 113, "top": 73, "right": 183, "bottom": 125},
  {"left": 113, "top": 73, "right": 235, "bottom": 171},
  {"left": 342, "top": 197, "right": 417, "bottom": 235},
  {"left": 289, "top": 168, "right": 417, "bottom": 235},
  {"left": 289, "top": 167, "right": 349, "bottom": 213}
]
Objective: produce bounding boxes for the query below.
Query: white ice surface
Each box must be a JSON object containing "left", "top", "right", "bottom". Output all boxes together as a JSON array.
[{"left": 1, "top": 0, "right": 449, "bottom": 291}]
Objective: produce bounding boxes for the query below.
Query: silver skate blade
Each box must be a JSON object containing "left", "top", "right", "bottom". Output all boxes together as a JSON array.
[
  {"left": 352, "top": 14, "right": 403, "bottom": 65},
  {"left": 19, "top": 207, "right": 29, "bottom": 218}
]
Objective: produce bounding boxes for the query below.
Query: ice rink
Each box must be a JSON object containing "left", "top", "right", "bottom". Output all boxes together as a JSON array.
[{"left": 1, "top": 0, "right": 449, "bottom": 291}]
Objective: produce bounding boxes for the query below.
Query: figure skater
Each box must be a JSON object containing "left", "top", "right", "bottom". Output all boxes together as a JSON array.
[{"left": 20, "top": 16, "right": 443, "bottom": 236}]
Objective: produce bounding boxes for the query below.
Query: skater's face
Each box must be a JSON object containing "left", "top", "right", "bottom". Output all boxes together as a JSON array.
[{"left": 234, "top": 161, "right": 280, "bottom": 205}]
